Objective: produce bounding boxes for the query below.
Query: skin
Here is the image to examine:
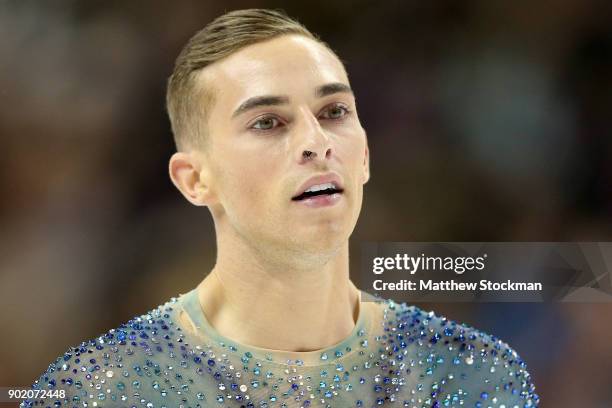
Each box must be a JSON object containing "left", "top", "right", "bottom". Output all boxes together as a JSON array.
[{"left": 169, "top": 34, "right": 370, "bottom": 352}]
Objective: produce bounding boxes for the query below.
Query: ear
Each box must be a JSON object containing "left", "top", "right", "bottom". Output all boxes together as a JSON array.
[
  {"left": 168, "top": 152, "right": 216, "bottom": 206},
  {"left": 362, "top": 142, "right": 370, "bottom": 184}
]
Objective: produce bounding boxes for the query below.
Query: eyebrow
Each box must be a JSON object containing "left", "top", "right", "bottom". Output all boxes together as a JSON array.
[{"left": 231, "top": 82, "right": 353, "bottom": 119}]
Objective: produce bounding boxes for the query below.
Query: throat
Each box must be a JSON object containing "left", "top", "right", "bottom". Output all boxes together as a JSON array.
[{"left": 196, "top": 270, "right": 361, "bottom": 353}]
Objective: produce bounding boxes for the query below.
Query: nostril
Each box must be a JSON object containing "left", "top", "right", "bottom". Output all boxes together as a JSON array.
[{"left": 303, "top": 150, "right": 316, "bottom": 160}]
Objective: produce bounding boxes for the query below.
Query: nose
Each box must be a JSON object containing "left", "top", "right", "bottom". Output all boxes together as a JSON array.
[{"left": 295, "top": 108, "right": 333, "bottom": 165}]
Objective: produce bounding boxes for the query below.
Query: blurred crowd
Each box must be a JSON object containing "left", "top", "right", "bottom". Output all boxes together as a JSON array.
[{"left": 0, "top": 1, "right": 611, "bottom": 406}]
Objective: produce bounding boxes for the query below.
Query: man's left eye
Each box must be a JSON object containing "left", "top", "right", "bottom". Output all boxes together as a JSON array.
[{"left": 320, "top": 105, "right": 349, "bottom": 120}]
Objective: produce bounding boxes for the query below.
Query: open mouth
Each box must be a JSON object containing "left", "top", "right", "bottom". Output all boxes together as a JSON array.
[{"left": 292, "top": 182, "right": 344, "bottom": 201}]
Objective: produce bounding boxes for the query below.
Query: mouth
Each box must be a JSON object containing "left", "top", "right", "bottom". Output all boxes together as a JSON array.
[{"left": 291, "top": 182, "right": 344, "bottom": 201}]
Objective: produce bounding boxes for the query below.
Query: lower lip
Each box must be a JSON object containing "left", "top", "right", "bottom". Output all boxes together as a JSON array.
[{"left": 293, "top": 193, "right": 342, "bottom": 208}]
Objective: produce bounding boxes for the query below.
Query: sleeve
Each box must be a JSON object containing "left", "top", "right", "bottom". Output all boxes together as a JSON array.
[
  {"left": 19, "top": 328, "right": 191, "bottom": 408},
  {"left": 20, "top": 339, "right": 134, "bottom": 408},
  {"left": 432, "top": 323, "right": 540, "bottom": 408},
  {"left": 19, "top": 307, "right": 214, "bottom": 408},
  {"left": 391, "top": 304, "right": 539, "bottom": 408},
  {"left": 21, "top": 343, "right": 101, "bottom": 408}
]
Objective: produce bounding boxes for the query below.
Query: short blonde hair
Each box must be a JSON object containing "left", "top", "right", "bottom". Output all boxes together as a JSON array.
[{"left": 166, "top": 9, "right": 325, "bottom": 151}]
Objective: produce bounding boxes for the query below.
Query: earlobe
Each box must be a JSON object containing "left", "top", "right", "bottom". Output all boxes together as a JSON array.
[{"left": 168, "top": 152, "right": 213, "bottom": 206}]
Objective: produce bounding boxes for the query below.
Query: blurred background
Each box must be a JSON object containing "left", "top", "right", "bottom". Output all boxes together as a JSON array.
[{"left": 1, "top": 0, "right": 611, "bottom": 406}]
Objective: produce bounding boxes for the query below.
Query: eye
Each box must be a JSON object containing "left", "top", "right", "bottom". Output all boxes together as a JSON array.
[
  {"left": 250, "top": 116, "right": 281, "bottom": 131},
  {"left": 320, "top": 103, "right": 350, "bottom": 120}
]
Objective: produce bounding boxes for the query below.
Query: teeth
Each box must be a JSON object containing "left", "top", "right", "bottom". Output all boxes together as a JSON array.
[{"left": 304, "top": 182, "right": 335, "bottom": 193}]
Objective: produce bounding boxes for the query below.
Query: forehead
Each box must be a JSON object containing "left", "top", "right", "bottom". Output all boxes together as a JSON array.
[{"left": 198, "top": 35, "right": 349, "bottom": 114}]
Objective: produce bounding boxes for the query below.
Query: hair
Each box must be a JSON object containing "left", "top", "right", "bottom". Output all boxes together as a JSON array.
[{"left": 166, "top": 8, "right": 329, "bottom": 152}]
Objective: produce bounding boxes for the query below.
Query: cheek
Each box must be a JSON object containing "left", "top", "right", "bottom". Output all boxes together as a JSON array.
[
  {"left": 216, "top": 147, "right": 283, "bottom": 214},
  {"left": 334, "top": 132, "right": 367, "bottom": 216},
  {"left": 336, "top": 131, "right": 366, "bottom": 172}
]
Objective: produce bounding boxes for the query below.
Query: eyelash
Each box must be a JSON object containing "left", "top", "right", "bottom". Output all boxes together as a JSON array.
[{"left": 248, "top": 103, "right": 351, "bottom": 133}]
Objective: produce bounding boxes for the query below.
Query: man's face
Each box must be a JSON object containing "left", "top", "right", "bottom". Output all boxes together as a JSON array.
[{"left": 195, "top": 34, "right": 369, "bottom": 259}]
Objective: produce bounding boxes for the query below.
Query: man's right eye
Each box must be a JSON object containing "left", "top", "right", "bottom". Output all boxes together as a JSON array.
[{"left": 250, "top": 116, "right": 280, "bottom": 131}]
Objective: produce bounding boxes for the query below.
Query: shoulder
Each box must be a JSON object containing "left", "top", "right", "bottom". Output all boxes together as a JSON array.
[
  {"left": 22, "top": 297, "right": 187, "bottom": 408},
  {"left": 373, "top": 297, "right": 540, "bottom": 407}
]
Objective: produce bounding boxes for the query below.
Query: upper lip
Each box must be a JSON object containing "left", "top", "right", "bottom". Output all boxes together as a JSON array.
[{"left": 292, "top": 173, "right": 344, "bottom": 199}]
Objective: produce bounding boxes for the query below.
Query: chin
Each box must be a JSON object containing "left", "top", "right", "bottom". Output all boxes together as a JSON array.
[{"left": 293, "top": 225, "right": 351, "bottom": 252}]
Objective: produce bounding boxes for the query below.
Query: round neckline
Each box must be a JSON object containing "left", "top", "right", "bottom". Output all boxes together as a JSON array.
[{"left": 179, "top": 287, "right": 374, "bottom": 367}]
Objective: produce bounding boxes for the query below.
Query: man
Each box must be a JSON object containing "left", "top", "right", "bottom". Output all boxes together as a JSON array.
[{"left": 25, "top": 9, "right": 538, "bottom": 408}]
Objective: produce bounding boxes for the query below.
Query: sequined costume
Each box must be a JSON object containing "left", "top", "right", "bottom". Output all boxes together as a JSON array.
[{"left": 22, "top": 288, "right": 539, "bottom": 407}]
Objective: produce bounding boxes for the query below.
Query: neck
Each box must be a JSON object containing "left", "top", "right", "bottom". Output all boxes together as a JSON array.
[{"left": 196, "top": 229, "right": 361, "bottom": 352}]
